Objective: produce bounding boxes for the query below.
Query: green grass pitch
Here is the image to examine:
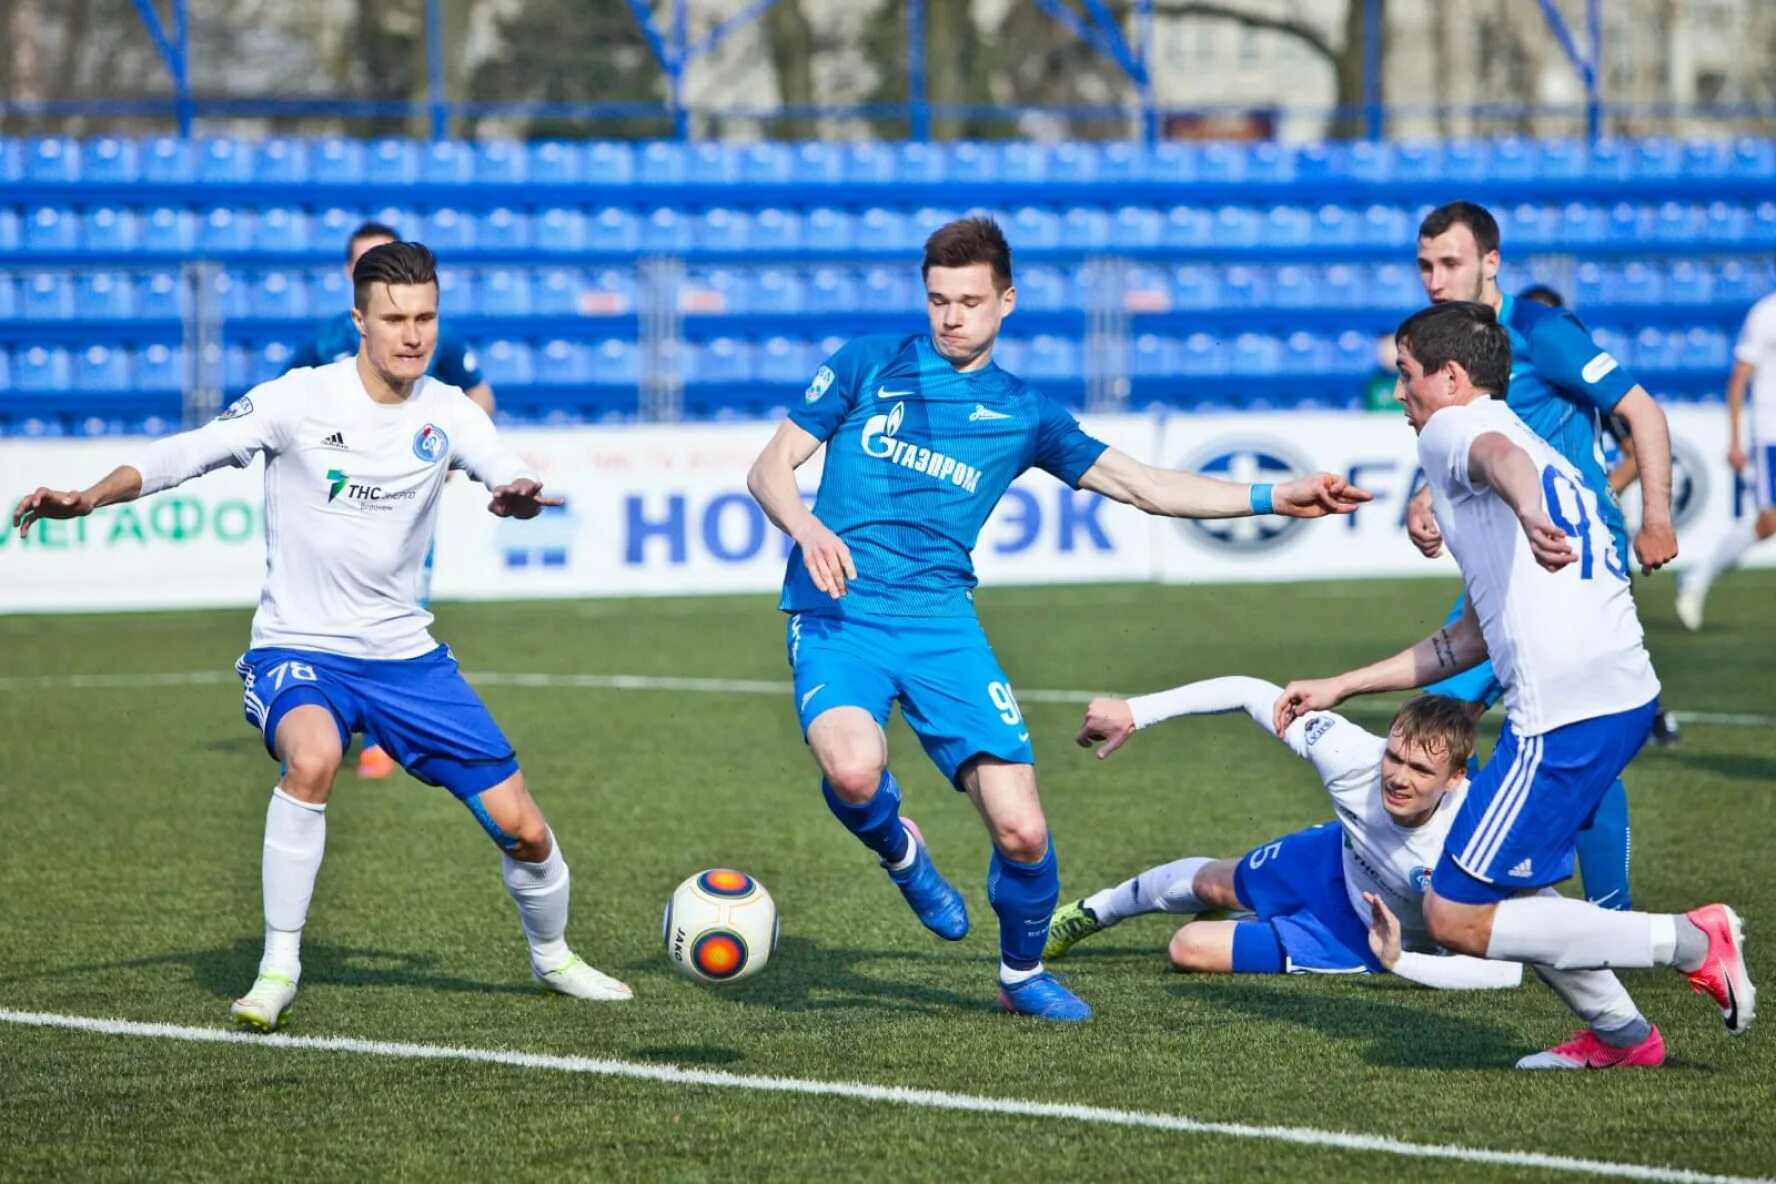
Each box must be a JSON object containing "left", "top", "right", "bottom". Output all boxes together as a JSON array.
[{"left": 1, "top": 573, "right": 1772, "bottom": 1182}]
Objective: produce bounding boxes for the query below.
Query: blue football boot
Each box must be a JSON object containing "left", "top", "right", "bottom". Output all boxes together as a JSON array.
[
  {"left": 999, "top": 971, "right": 1093, "bottom": 1022},
  {"left": 884, "top": 819, "right": 969, "bottom": 940}
]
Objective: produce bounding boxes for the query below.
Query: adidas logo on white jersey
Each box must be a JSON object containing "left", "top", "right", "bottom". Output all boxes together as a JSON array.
[
  {"left": 1508, "top": 857, "right": 1534, "bottom": 878},
  {"left": 968, "top": 404, "right": 1011, "bottom": 422},
  {"left": 321, "top": 431, "right": 347, "bottom": 449}
]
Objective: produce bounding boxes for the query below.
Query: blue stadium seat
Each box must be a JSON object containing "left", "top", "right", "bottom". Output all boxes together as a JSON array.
[
  {"left": 999, "top": 142, "right": 1047, "bottom": 183},
  {"left": 479, "top": 207, "right": 530, "bottom": 250},
  {"left": 1370, "top": 262, "right": 1422, "bottom": 309},
  {"left": 1440, "top": 140, "right": 1488, "bottom": 182},
  {"left": 1244, "top": 141, "right": 1291, "bottom": 183},
  {"left": 536, "top": 339, "right": 594, "bottom": 384},
  {"left": 944, "top": 141, "right": 998, "bottom": 183},
  {"left": 1146, "top": 142, "right": 1197, "bottom": 184},
  {"left": 24, "top": 137, "right": 79, "bottom": 182},
  {"left": 1331, "top": 330, "right": 1373, "bottom": 374},
  {"left": 589, "top": 338, "right": 640, "bottom": 384},
  {"left": 1270, "top": 265, "right": 1318, "bottom": 309},
  {"left": 1168, "top": 264, "right": 1217, "bottom": 309},
  {"left": 0, "top": 349, "right": 10, "bottom": 391},
  {"left": 1343, "top": 141, "right": 1392, "bottom": 182},
  {"left": 0, "top": 276, "right": 16, "bottom": 320},
  {"left": 1007, "top": 207, "right": 1061, "bottom": 251},
  {"left": 480, "top": 340, "right": 535, "bottom": 385},
  {"left": 1229, "top": 332, "right": 1282, "bottom": 376},
  {"left": 74, "top": 345, "right": 130, "bottom": 391},
  {"left": 83, "top": 137, "right": 137, "bottom": 182},
  {"left": 992, "top": 337, "right": 1026, "bottom": 374},
  {"left": 480, "top": 269, "right": 532, "bottom": 316},
  {"left": 1261, "top": 206, "right": 1312, "bottom": 246},
  {"left": 1313, "top": 204, "right": 1359, "bottom": 245},
  {"left": 141, "top": 136, "right": 195, "bottom": 182},
  {"left": 1217, "top": 265, "right": 1268, "bottom": 308},
  {"left": 1664, "top": 260, "right": 1711, "bottom": 305},
  {"left": 198, "top": 137, "right": 252, "bottom": 183},
  {"left": 1179, "top": 332, "right": 1227, "bottom": 376},
  {"left": 842, "top": 142, "right": 896, "bottom": 185},
  {"left": 1110, "top": 206, "right": 1160, "bottom": 250},
  {"left": 1198, "top": 142, "right": 1248, "bottom": 183},
  {"left": 1533, "top": 140, "right": 1587, "bottom": 180},
  {"left": 82, "top": 206, "right": 137, "bottom": 251},
  {"left": 1679, "top": 138, "right": 1729, "bottom": 179},
  {"left": 420, "top": 140, "right": 475, "bottom": 185},
  {"left": 756, "top": 336, "right": 815, "bottom": 383},
  {"left": 435, "top": 265, "right": 475, "bottom": 313},
  {"left": 423, "top": 208, "right": 476, "bottom": 250},
  {"left": 749, "top": 268, "right": 804, "bottom": 314},
  {"left": 208, "top": 271, "right": 251, "bottom": 319},
  {"left": 136, "top": 271, "right": 182, "bottom": 319},
  {"left": 1560, "top": 202, "right": 1610, "bottom": 244},
  {"left": 634, "top": 142, "right": 687, "bottom": 184},
  {"left": 789, "top": 142, "right": 841, "bottom": 185},
  {"left": 1713, "top": 259, "right": 1768, "bottom": 304},
  {"left": 910, "top": 206, "right": 959, "bottom": 246},
  {"left": 254, "top": 207, "right": 310, "bottom": 253},
  {"left": 1159, "top": 206, "right": 1210, "bottom": 248},
  {"left": 529, "top": 140, "right": 586, "bottom": 184},
  {"left": 1023, "top": 335, "right": 1080, "bottom": 381},
  {"left": 858, "top": 265, "right": 914, "bottom": 311},
  {"left": 21, "top": 273, "right": 74, "bottom": 320},
  {"left": 1211, "top": 206, "right": 1260, "bottom": 247},
  {"left": 1586, "top": 140, "right": 1632, "bottom": 180},
  {"left": 752, "top": 208, "right": 802, "bottom": 251},
  {"left": 135, "top": 343, "right": 182, "bottom": 389},
  {"left": 1294, "top": 143, "right": 1341, "bottom": 182},
  {"left": 695, "top": 208, "right": 750, "bottom": 252},
  {"left": 1502, "top": 203, "right": 1555, "bottom": 248},
  {"left": 1573, "top": 262, "right": 1610, "bottom": 306},
  {"left": 76, "top": 272, "right": 134, "bottom": 319},
  {"left": 895, "top": 142, "right": 946, "bottom": 183},
  {"left": 535, "top": 208, "right": 589, "bottom": 252},
  {"left": 1632, "top": 139, "right": 1685, "bottom": 179},
  {"left": 1389, "top": 141, "right": 1438, "bottom": 182},
  {"left": 23, "top": 207, "right": 78, "bottom": 252},
  {"left": 804, "top": 208, "right": 854, "bottom": 251},
  {"left": 198, "top": 208, "right": 251, "bottom": 253},
  {"left": 0, "top": 208, "right": 16, "bottom": 250},
  {"left": 306, "top": 269, "right": 351, "bottom": 316},
  {"left": 689, "top": 337, "right": 753, "bottom": 383},
  {"left": 682, "top": 268, "right": 745, "bottom": 314},
  {"left": 1730, "top": 138, "right": 1776, "bottom": 179},
  {"left": 1754, "top": 201, "right": 1776, "bottom": 247},
  {"left": 1702, "top": 201, "right": 1748, "bottom": 245},
  {"left": 1633, "top": 327, "right": 1680, "bottom": 370},
  {"left": 1360, "top": 204, "right": 1411, "bottom": 246},
  {"left": 856, "top": 208, "right": 911, "bottom": 253},
  {"left": 1099, "top": 141, "right": 1146, "bottom": 182},
  {"left": 313, "top": 206, "right": 362, "bottom": 247},
  {"left": 739, "top": 142, "right": 792, "bottom": 184},
  {"left": 310, "top": 137, "right": 366, "bottom": 184},
  {"left": 642, "top": 208, "right": 691, "bottom": 252},
  {"left": 248, "top": 271, "right": 307, "bottom": 318},
  {"left": 1017, "top": 264, "right": 1069, "bottom": 311},
  {"left": 222, "top": 344, "right": 253, "bottom": 389},
  {"left": 1682, "top": 327, "right": 1731, "bottom": 370},
  {"left": 471, "top": 140, "right": 526, "bottom": 184},
  {"left": 367, "top": 138, "right": 419, "bottom": 183},
  {"left": 0, "top": 139, "right": 19, "bottom": 183},
  {"left": 688, "top": 143, "right": 737, "bottom": 184},
  {"left": 1488, "top": 138, "right": 1537, "bottom": 181},
  {"left": 1284, "top": 331, "right": 1334, "bottom": 375},
  {"left": 253, "top": 137, "right": 307, "bottom": 183},
  {"left": 14, "top": 346, "right": 70, "bottom": 391},
  {"left": 574, "top": 269, "right": 636, "bottom": 316},
  {"left": 807, "top": 266, "right": 858, "bottom": 310},
  {"left": 1131, "top": 333, "right": 1180, "bottom": 379}
]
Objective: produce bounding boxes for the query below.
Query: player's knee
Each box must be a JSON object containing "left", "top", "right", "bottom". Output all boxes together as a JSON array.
[
  {"left": 821, "top": 756, "right": 885, "bottom": 804},
  {"left": 280, "top": 750, "right": 339, "bottom": 801},
  {"left": 991, "top": 820, "right": 1049, "bottom": 865},
  {"left": 1168, "top": 926, "right": 1215, "bottom": 973}
]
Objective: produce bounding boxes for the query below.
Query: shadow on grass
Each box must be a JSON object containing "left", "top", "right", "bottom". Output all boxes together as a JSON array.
[
  {"left": 634, "top": 934, "right": 994, "bottom": 1016},
  {"left": 1176, "top": 977, "right": 1526, "bottom": 1069},
  {"left": 1645, "top": 749, "right": 1776, "bottom": 782},
  {"left": 19, "top": 937, "right": 533, "bottom": 999}
]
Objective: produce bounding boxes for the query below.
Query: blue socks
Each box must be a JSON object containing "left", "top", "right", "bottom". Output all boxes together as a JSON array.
[
  {"left": 823, "top": 771, "right": 911, "bottom": 866},
  {"left": 988, "top": 841, "right": 1059, "bottom": 971},
  {"left": 1575, "top": 778, "right": 1633, "bottom": 911}
]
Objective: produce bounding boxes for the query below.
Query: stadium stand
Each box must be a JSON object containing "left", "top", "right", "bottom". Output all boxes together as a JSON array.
[{"left": 1, "top": 135, "right": 1773, "bottom": 432}]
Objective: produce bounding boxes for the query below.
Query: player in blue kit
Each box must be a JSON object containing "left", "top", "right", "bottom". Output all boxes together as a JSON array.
[
  {"left": 746, "top": 217, "right": 1370, "bottom": 1020},
  {"left": 1404, "top": 201, "right": 1678, "bottom": 913}
]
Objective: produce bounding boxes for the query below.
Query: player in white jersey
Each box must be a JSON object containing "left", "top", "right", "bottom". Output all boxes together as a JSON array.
[
  {"left": 1675, "top": 290, "right": 1776, "bottom": 629},
  {"left": 11, "top": 242, "right": 631, "bottom": 1030},
  {"left": 1276, "top": 302, "right": 1754, "bottom": 1069},
  {"left": 1050, "top": 679, "right": 1521, "bottom": 989}
]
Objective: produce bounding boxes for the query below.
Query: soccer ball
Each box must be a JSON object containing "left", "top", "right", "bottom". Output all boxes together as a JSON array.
[{"left": 662, "top": 868, "right": 779, "bottom": 984}]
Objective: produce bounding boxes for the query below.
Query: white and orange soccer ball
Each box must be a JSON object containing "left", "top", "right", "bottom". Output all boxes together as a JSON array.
[{"left": 662, "top": 868, "right": 779, "bottom": 984}]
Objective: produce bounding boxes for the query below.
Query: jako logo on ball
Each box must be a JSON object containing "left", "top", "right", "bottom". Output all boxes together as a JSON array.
[{"left": 663, "top": 868, "right": 779, "bottom": 984}]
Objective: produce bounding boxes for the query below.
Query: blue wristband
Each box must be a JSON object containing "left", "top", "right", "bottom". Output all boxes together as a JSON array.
[{"left": 1250, "top": 483, "right": 1274, "bottom": 515}]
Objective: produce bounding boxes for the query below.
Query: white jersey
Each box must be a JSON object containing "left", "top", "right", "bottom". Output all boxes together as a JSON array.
[
  {"left": 131, "top": 360, "right": 533, "bottom": 659},
  {"left": 1278, "top": 708, "right": 1464, "bottom": 954},
  {"left": 1735, "top": 292, "right": 1776, "bottom": 446},
  {"left": 1418, "top": 398, "right": 1660, "bottom": 736}
]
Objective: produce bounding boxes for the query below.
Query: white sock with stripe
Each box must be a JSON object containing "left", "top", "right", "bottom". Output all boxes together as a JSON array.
[{"left": 259, "top": 786, "right": 326, "bottom": 982}]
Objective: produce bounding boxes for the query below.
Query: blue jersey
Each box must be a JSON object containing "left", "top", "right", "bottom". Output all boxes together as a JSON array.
[
  {"left": 780, "top": 333, "right": 1108, "bottom": 619},
  {"left": 286, "top": 312, "right": 487, "bottom": 390},
  {"left": 1499, "top": 294, "right": 1638, "bottom": 551}
]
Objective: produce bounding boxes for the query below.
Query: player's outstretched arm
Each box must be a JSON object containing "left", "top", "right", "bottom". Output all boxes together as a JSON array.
[
  {"left": 1610, "top": 388, "right": 1676, "bottom": 573},
  {"left": 1077, "top": 675, "right": 1287, "bottom": 760},
  {"left": 748, "top": 419, "right": 855, "bottom": 599},
  {"left": 1363, "top": 894, "right": 1522, "bottom": 989},
  {"left": 1077, "top": 447, "right": 1369, "bottom": 520},
  {"left": 487, "top": 479, "right": 563, "bottom": 520},
  {"left": 12, "top": 466, "right": 144, "bottom": 538},
  {"left": 1273, "top": 605, "right": 1487, "bottom": 734},
  {"left": 1465, "top": 432, "right": 1577, "bottom": 573}
]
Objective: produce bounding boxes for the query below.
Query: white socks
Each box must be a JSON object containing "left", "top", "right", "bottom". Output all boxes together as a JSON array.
[
  {"left": 1485, "top": 892, "right": 1701, "bottom": 971},
  {"left": 1692, "top": 517, "right": 1761, "bottom": 590},
  {"left": 1085, "top": 856, "right": 1214, "bottom": 926},
  {"left": 259, "top": 787, "right": 327, "bottom": 981},
  {"left": 1533, "top": 966, "right": 1647, "bottom": 1042},
  {"left": 503, "top": 830, "right": 572, "bottom": 969}
]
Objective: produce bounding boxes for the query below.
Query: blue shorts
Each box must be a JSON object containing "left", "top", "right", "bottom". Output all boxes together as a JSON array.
[
  {"left": 1232, "top": 822, "right": 1382, "bottom": 975},
  {"left": 1433, "top": 698, "right": 1658, "bottom": 904},
  {"left": 786, "top": 611, "right": 1034, "bottom": 787},
  {"left": 1424, "top": 593, "right": 1504, "bottom": 708},
  {"left": 235, "top": 644, "right": 519, "bottom": 799}
]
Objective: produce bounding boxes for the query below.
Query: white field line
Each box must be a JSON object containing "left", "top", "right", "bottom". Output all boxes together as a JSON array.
[
  {"left": 0, "top": 1008, "right": 1766, "bottom": 1184},
  {"left": 0, "top": 669, "right": 1769, "bottom": 728}
]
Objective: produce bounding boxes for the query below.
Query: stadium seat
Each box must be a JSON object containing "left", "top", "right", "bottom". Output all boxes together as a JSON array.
[
  {"left": 1217, "top": 265, "right": 1268, "bottom": 309},
  {"left": 480, "top": 269, "right": 532, "bottom": 316},
  {"left": 909, "top": 206, "right": 958, "bottom": 246},
  {"left": 755, "top": 336, "right": 815, "bottom": 383},
  {"left": 310, "top": 137, "right": 366, "bottom": 184},
  {"left": 573, "top": 269, "right": 636, "bottom": 316},
  {"left": 752, "top": 208, "right": 802, "bottom": 251},
  {"left": 748, "top": 267, "right": 804, "bottom": 314},
  {"left": 83, "top": 206, "right": 138, "bottom": 251},
  {"left": 21, "top": 273, "right": 75, "bottom": 320},
  {"left": 740, "top": 142, "right": 792, "bottom": 184},
  {"left": 1713, "top": 259, "right": 1768, "bottom": 304},
  {"left": 535, "top": 207, "right": 590, "bottom": 253},
  {"left": 76, "top": 272, "right": 134, "bottom": 319},
  {"left": 1665, "top": 260, "right": 1711, "bottom": 305},
  {"left": 1360, "top": 205, "right": 1411, "bottom": 246},
  {"left": 367, "top": 138, "right": 419, "bottom": 183},
  {"left": 14, "top": 346, "right": 71, "bottom": 391},
  {"left": 1198, "top": 142, "right": 1248, "bottom": 183},
  {"left": 1111, "top": 206, "right": 1161, "bottom": 250},
  {"left": 1263, "top": 206, "right": 1313, "bottom": 246},
  {"left": 683, "top": 269, "right": 741, "bottom": 315},
  {"left": 1313, "top": 204, "right": 1359, "bottom": 246},
  {"left": 23, "top": 207, "right": 78, "bottom": 252},
  {"left": 1007, "top": 207, "right": 1061, "bottom": 251},
  {"left": 24, "top": 137, "right": 79, "bottom": 182},
  {"left": 306, "top": 269, "right": 351, "bottom": 316},
  {"left": 589, "top": 338, "right": 640, "bottom": 384},
  {"left": 207, "top": 271, "right": 251, "bottom": 320},
  {"left": 471, "top": 140, "right": 526, "bottom": 184},
  {"left": 999, "top": 142, "right": 1046, "bottom": 183},
  {"left": 689, "top": 337, "right": 753, "bottom": 383},
  {"left": 0, "top": 276, "right": 15, "bottom": 320},
  {"left": 944, "top": 141, "right": 998, "bottom": 184},
  {"left": 1146, "top": 142, "right": 1197, "bottom": 184},
  {"left": 1229, "top": 332, "right": 1282, "bottom": 375},
  {"left": 480, "top": 340, "right": 535, "bottom": 385},
  {"left": 895, "top": 142, "right": 946, "bottom": 183},
  {"left": 136, "top": 271, "right": 182, "bottom": 319},
  {"left": 857, "top": 265, "right": 915, "bottom": 311},
  {"left": 1162, "top": 206, "right": 1212, "bottom": 248},
  {"left": 1017, "top": 264, "right": 1069, "bottom": 311},
  {"left": 74, "top": 344, "right": 131, "bottom": 391},
  {"left": 1131, "top": 333, "right": 1180, "bottom": 378},
  {"left": 248, "top": 270, "right": 307, "bottom": 318},
  {"left": 435, "top": 265, "right": 475, "bottom": 313},
  {"left": 254, "top": 207, "right": 310, "bottom": 253},
  {"left": 635, "top": 142, "right": 689, "bottom": 185},
  {"left": 140, "top": 136, "right": 195, "bottom": 182},
  {"left": 1331, "top": 330, "right": 1374, "bottom": 374},
  {"left": 1559, "top": 202, "right": 1610, "bottom": 244},
  {"left": 479, "top": 207, "right": 530, "bottom": 250},
  {"left": 0, "top": 208, "right": 17, "bottom": 250},
  {"left": 1682, "top": 326, "right": 1731, "bottom": 370},
  {"left": 804, "top": 208, "right": 855, "bottom": 251},
  {"left": 1169, "top": 264, "right": 1218, "bottom": 310},
  {"left": 135, "top": 343, "right": 182, "bottom": 389},
  {"left": 1370, "top": 262, "right": 1422, "bottom": 310},
  {"left": 789, "top": 142, "right": 842, "bottom": 185},
  {"left": 856, "top": 208, "right": 912, "bottom": 253},
  {"left": 1213, "top": 206, "right": 1261, "bottom": 247},
  {"left": 1023, "top": 335, "right": 1080, "bottom": 381},
  {"left": 536, "top": 339, "right": 594, "bottom": 384},
  {"left": 806, "top": 266, "right": 858, "bottom": 310},
  {"left": 992, "top": 337, "right": 1027, "bottom": 374},
  {"left": 1633, "top": 327, "right": 1680, "bottom": 371},
  {"left": 1441, "top": 140, "right": 1488, "bottom": 181},
  {"left": 688, "top": 143, "right": 738, "bottom": 184},
  {"left": 199, "top": 208, "right": 251, "bottom": 253},
  {"left": 1270, "top": 265, "right": 1318, "bottom": 309},
  {"left": 1488, "top": 138, "right": 1537, "bottom": 181},
  {"left": 1062, "top": 206, "right": 1113, "bottom": 250},
  {"left": 423, "top": 208, "right": 476, "bottom": 251},
  {"left": 253, "top": 137, "right": 307, "bottom": 183},
  {"left": 696, "top": 208, "right": 750, "bottom": 252},
  {"left": 842, "top": 142, "right": 896, "bottom": 185},
  {"left": 0, "top": 139, "right": 19, "bottom": 183},
  {"left": 1730, "top": 138, "right": 1776, "bottom": 179},
  {"left": 420, "top": 140, "right": 475, "bottom": 185},
  {"left": 1534, "top": 139, "right": 1587, "bottom": 180},
  {"left": 83, "top": 137, "right": 137, "bottom": 182},
  {"left": 642, "top": 208, "right": 691, "bottom": 253},
  {"left": 0, "top": 349, "right": 10, "bottom": 391},
  {"left": 198, "top": 137, "right": 252, "bottom": 183},
  {"left": 530, "top": 140, "right": 587, "bottom": 184},
  {"left": 1179, "top": 332, "right": 1228, "bottom": 376}
]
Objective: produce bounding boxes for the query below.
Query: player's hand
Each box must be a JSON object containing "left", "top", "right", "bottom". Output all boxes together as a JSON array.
[
  {"left": 793, "top": 517, "right": 856, "bottom": 599},
  {"left": 1271, "top": 472, "right": 1372, "bottom": 519},
  {"left": 1633, "top": 520, "right": 1678, "bottom": 575},
  {"left": 1075, "top": 696, "right": 1137, "bottom": 759},
  {"left": 1406, "top": 488, "right": 1443, "bottom": 558},
  {"left": 1521, "top": 514, "right": 1577, "bottom": 572},
  {"left": 1363, "top": 892, "right": 1403, "bottom": 970},
  {"left": 1273, "top": 679, "right": 1344, "bottom": 735},
  {"left": 1728, "top": 443, "right": 1748, "bottom": 472},
  {"left": 12, "top": 487, "right": 90, "bottom": 538},
  {"left": 487, "top": 479, "right": 564, "bottom": 520}
]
